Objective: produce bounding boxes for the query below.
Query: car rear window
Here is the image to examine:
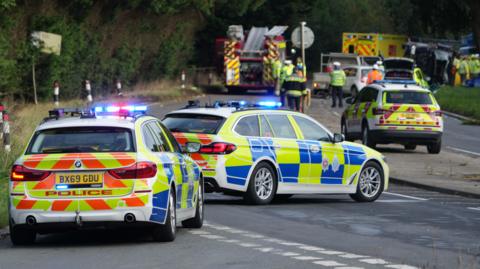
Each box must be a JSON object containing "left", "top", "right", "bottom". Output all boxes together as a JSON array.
[
  {"left": 27, "top": 127, "right": 135, "bottom": 154},
  {"left": 385, "top": 91, "right": 433, "bottom": 105},
  {"left": 163, "top": 113, "right": 224, "bottom": 134}
]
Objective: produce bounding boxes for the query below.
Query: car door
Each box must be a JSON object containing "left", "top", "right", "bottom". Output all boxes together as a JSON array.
[
  {"left": 348, "top": 88, "right": 368, "bottom": 133},
  {"left": 343, "top": 67, "right": 356, "bottom": 93},
  {"left": 264, "top": 114, "right": 306, "bottom": 185},
  {"left": 292, "top": 115, "right": 347, "bottom": 186}
]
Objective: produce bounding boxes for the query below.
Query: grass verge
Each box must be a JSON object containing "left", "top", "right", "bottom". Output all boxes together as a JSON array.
[{"left": 434, "top": 86, "right": 480, "bottom": 121}]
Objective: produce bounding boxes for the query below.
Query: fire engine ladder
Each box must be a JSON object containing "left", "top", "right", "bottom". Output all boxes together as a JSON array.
[{"left": 243, "top": 27, "right": 268, "bottom": 57}]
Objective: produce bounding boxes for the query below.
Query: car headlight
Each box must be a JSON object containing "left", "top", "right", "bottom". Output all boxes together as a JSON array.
[{"left": 381, "top": 155, "right": 387, "bottom": 163}]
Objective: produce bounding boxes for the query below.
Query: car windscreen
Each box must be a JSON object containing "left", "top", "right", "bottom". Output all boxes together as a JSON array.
[
  {"left": 385, "top": 91, "right": 433, "bottom": 105},
  {"left": 163, "top": 114, "right": 225, "bottom": 134},
  {"left": 27, "top": 127, "right": 135, "bottom": 154}
]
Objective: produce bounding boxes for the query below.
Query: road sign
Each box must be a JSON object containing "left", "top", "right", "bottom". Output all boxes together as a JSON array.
[
  {"left": 291, "top": 26, "right": 314, "bottom": 49},
  {"left": 31, "top": 31, "right": 62, "bottom": 55}
]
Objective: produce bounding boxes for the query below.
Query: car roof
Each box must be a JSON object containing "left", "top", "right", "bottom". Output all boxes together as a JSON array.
[
  {"left": 166, "top": 107, "right": 238, "bottom": 118},
  {"left": 383, "top": 57, "right": 414, "bottom": 62},
  {"left": 344, "top": 65, "right": 373, "bottom": 69},
  {"left": 36, "top": 116, "right": 143, "bottom": 131},
  {"left": 369, "top": 83, "right": 430, "bottom": 92}
]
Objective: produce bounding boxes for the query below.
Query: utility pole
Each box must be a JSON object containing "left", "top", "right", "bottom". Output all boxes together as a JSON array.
[
  {"left": 32, "top": 57, "right": 38, "bottom": 105},
  {"left": 301, "top": 21, "right": 306, "bottom": 63}
]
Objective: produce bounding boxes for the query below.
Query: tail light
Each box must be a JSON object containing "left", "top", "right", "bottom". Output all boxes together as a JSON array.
[
  {"left": 373, "top": 108, "right": 387, "bottom": 115},
  {"left": 199, "top": 142, "right": 236, "bottom": 154},
  {"left": 109, "top": 162, "right": 157, "bottom": 179},
  {"left": 11, "top": 165, "right": 51, "bottom": 181},
  {"left": 434, "top": 110, "right": 442, "bottom": 117}
]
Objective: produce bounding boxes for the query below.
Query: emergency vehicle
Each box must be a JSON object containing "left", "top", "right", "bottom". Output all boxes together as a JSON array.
[
  {"left": 8, "top": 105, "right": 203, "bottom": 245},
  {"left": 163, "top": 101, "right": 389, "bottom": 205},
  {"left": 342, "top": 33, "right": 408, "bottom": 57},
  {"left": 341, "top": 81, "right": 443, "bottom": 154}
]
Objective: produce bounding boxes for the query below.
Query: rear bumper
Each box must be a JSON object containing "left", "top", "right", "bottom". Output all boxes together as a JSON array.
[
  {"left": 370, "top": 129, "right": 442, "bottom": 145},
  {"left": 10, "top": 206, "right": 152, "bottom": 226}
]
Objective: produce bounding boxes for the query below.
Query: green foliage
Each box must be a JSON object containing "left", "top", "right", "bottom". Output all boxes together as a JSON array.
[
  {"left": 151, "top": 23, "right": 194, "bottom": 79},
  {"left": 0, "top": 0, "right": 15, "bottom": 10},
  {"left": 435, "top": 86, "right": 480, "bottom": 120}
]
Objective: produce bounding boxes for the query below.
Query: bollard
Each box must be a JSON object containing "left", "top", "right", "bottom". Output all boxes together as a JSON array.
[
  {"left": 53, "top": 80, "right": 60, "bottom": 107},
  {"left": 0, "top": 104, "right": 3, "bottom": 140},
  {"left": 181, "top": 70, "right": 186, "bottom": 89},
  {"left": 3, "top": 111, "right": 10, "bottom": 153},
  {"left": 116, "top": 79, "right": 123, "bottom": 96},
  {"left": 85, "top": 80, "right": 93, "bottom": 103}
]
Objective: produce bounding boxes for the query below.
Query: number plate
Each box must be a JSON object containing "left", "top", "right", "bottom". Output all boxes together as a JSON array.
[
  {"left": 55, "top": 173, "right": 103, "bottom": 188},
  {"left": 401, "top": 113, "right": 419, "bottom": 120}
]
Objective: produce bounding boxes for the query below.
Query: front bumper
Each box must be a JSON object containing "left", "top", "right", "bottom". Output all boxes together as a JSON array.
[{"left": 370, "top": 129, "right": 442, "bottom": 145}]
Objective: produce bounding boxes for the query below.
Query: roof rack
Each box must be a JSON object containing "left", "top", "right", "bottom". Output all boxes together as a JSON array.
[{"left": 44, "top": 108, "right": 95, "bottom": 122}]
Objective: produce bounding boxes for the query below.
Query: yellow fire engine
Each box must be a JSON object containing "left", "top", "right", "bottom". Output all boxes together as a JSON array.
[{"left": 342, "top": 33, "right": 408, "bottom": 58}]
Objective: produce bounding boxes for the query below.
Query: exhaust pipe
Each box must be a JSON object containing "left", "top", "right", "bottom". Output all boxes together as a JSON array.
[
  {"left": 26, "top": 216, "right": 36, "bottom": 226},
  {"left": 124, "top": 213, "right": 136, "bottom": 223}
]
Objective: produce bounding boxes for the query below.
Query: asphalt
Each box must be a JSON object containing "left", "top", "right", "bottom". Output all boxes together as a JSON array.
[
  {"left": 442, "top": 114, "right": 480, "bottom": 157},
  {"left": 1, "top": 91, "right": 480, "bottom": 269},
  {"left": 0, "top": 185, "right": 479, "bottom": 269}
]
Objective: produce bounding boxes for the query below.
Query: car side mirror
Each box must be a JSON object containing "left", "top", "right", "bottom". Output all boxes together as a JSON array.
[
  {"left": 184, "top": 142, "right": 201, "bottom": 153},
  {"left": 345, "top": 97, "right": 354, "bottom": 104},
  {"left": 332, "top": 133, "right": 344, "bottom": 143}
]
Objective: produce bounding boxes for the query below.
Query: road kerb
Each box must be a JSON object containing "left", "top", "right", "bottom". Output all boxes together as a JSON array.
[
  {"left": 391, "top": 177, "right": 480, "bottom": 199},
  {"left": 0, "top": 227, "right": 9, "bottom": 240},
  {"left": 442, "top": 110, "right": 475, "bottom": 122}
]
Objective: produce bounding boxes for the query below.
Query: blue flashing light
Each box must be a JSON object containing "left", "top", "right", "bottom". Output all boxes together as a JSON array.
[
  {"left": 258, "top": 101, "right": 282, "bottom": 108},
  {"left": 94, "top": 104, "right": 148, "bottom": 116},
  {"left": 56, "top": 184, "right": 69, "bottom": 190},
  {"left": 94, "top": 107, "right": 103, "bottom": 113},
  {"left": 134, "top": 105, "right": 147, "bottom": 111},
  {"left": 239, "top": 101, "right": 247, "bottom": 106}
]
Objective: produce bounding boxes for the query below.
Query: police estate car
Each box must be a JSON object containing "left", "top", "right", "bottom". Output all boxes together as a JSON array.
[
  {"left": 163, "top": 101, "right": 389, "bottom": 205},
  {"left": 341, "top": 80, "right": 443, "bottom": 153},
  {"left": 9, "top": 105, "right": 203, "bottom": 245}
]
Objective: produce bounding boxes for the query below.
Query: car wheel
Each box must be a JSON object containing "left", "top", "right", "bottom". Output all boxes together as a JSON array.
[
  {"left": 350, "top": 161, "right": 384, "bottom": 202},
  {"left": 351, "top": 86, "right": 358, "bottom": 98},
  {"left": 404, "top": 144, "right": 417, "bottom": 150},
  {"left": 244, "top": 162, "right": 277, "bottom": 205},
  {"left": 427, "top": 139, "right": 441, "bottom": 154},
  {"left": 152, "top": 188, "right": 176, "bottom": 242},
  {"left": 182, "top": 178, "right": 204, "bottom": 229},
  {"left": 361, "top": 124, "right": 376, "bottom": 148},
  {"left": 341, "top": 118, "right": 354, "bottom": 142},
  {"left": 9, "top": 220, "right": 36, "bottom": 246}
]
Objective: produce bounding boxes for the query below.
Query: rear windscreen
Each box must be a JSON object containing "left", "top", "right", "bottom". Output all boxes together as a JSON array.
[
  {"left": 163, "top": 114, "right": 224, "bottom": 134},
  {"left": 385, "top": 91, "right": 433, "bottom": 105},
  {"left": 28, "top": 127, "right": 134, "bottom": 154}
]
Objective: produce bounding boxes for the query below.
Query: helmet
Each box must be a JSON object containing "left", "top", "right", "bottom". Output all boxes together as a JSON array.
[
  {"left": 333, "top": 62, "right": 341, "bottom": 67},
  {"left": 373, "top": 64, "right": 379, "bottom": 70},
  {"left": 284, "top": 60, "right": 292, "bottom": 65},
  {"left": 376, "top": 60, "right": 383, "bottom": 65}
]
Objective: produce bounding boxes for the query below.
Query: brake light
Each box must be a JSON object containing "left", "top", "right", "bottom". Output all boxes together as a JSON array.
[
  {"left": 434, "top": 110, "right": 442, "bottom": 117},
  {"left": 373, "top": 108, "right": 387, "bottom": 115},
  {"left": 109, "top": 162, "right": 157, "bottom": 179},
  {"left": 199, "top": 142, "right": 236, "bottom": 154},
  {"left": 11, "top": 165, "right": 51, "bottom": 181}
]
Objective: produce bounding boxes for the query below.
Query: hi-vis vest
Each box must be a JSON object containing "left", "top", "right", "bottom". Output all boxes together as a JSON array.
[{"left": 330, "top": 70, "right": 346, "bottom": 87}]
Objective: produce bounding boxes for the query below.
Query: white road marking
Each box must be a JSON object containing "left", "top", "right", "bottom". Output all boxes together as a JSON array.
[
  {"left": 446, "top": 146, "right": 480, "bottom": 157},
  {"left": 376, "top": 199, "right": 422, "bottom": 203},
  {"left": 255, "top": 247, "right": 275, "bottom": 253},
  {"left": 281, "top": 252, "right": 301, "bottom": 257},
  {"left": 218, "top": 239, "right": 240, "bottom": 243},
  {"left": 313, "top": 260, "right": 346, "bottom": 267},
  {"left": 280, "top": 242, "right": 304, "bottom": 246},
  {"left": 384, "top": 192, "right": 428, "bottom": 201},
  {"left": 188, "top": 230, "right": 210, "bottom": 235},
  {"left": 339, "top": 254, "right": 368, "bottom": 259},
  {"left": 200, "top": 234, "right": 225, "bottom": 239},
  {"left": 359, "top": 258, "right": 389, "bottom": 265},
  {"left": 334, "top": 267, "right": 365, "bottom": 269},
  {"left": 294, "top": 256, "right": 323, "bottom": 261},
  {"left": 467, "top": 207, "right": 480, "bottom": 211},
  {"left": 385, "top": 265, "right": 420, "bottom": 269},
  {"left": 239, "top": 243, "right": 261, "bottom": 248},
  {"left": 299, "top": 245, "right": 326, "bottom": 251},
  {"left": 242, "top": 233, "right": 265, "bottom": 238}
]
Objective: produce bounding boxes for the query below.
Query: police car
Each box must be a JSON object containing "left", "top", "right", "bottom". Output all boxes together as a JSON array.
[
  {"left": 9, "top": 105, "right": 203, "bottom": 245},
  {"left": 341, "top": 80, "right": 443, "bottom": 153},
  {"left": 163, "top": 101, "right": 389, "bottom": 205}
]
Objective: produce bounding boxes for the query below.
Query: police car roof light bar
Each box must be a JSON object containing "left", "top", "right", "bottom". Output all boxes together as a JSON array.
[
  {"left": 374, "top": 79, "right": 418, "bottom": 85},
  {"left": 93, "top": 105, "right": 147, "bottom": 118}
]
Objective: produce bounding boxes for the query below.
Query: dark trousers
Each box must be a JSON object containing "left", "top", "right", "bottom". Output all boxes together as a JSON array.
[
  {"left": 331, "top": 86, "right": 343, "bottom": 107},
  {"left": 287, "top": 95, "right": 301, "bottom": 111}
]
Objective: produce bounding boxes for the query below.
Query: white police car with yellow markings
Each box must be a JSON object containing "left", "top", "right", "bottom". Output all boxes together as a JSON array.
[
  {"left": 9, "top": 105, "right": 203, "bottom": 245},
  {"left": 163, "top": 101, "right": 389, "bottom": 205}
]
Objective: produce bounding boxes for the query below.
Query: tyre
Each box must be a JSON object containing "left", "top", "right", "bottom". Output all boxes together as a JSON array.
[
  {"left": 9, "top": 219, "right": 36, "bottom": 246},
  {"left": 427, "top": 139, "right": 441, "bottom": 154},
  {"left": 244, "top": 162, "right": 277, "bottom": 205},
  {"left": 351, "top": 86, "right": 358, "bottom": 98},
  {"left": 404, "top": 144, "right": 417, "bottom": 150},
  {"left": 182, "top": 179, "right": 204, "bottom": 229},
  {"left": 152, "top": 188, "right": 176, "bottom": 242},
  {"left": 341, "top": 118, "right": 354, "bottom": 142},
  {"left": 361, "top": 123, "right": 376, "bottom": 148},
  {"left": 350, "top": 161, "right": 384, "bottom": 202}
]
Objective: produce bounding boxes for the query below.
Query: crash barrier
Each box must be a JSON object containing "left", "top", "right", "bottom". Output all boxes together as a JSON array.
[{"left": 0, "top": 105, "right": 10, "bottom": 153}]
